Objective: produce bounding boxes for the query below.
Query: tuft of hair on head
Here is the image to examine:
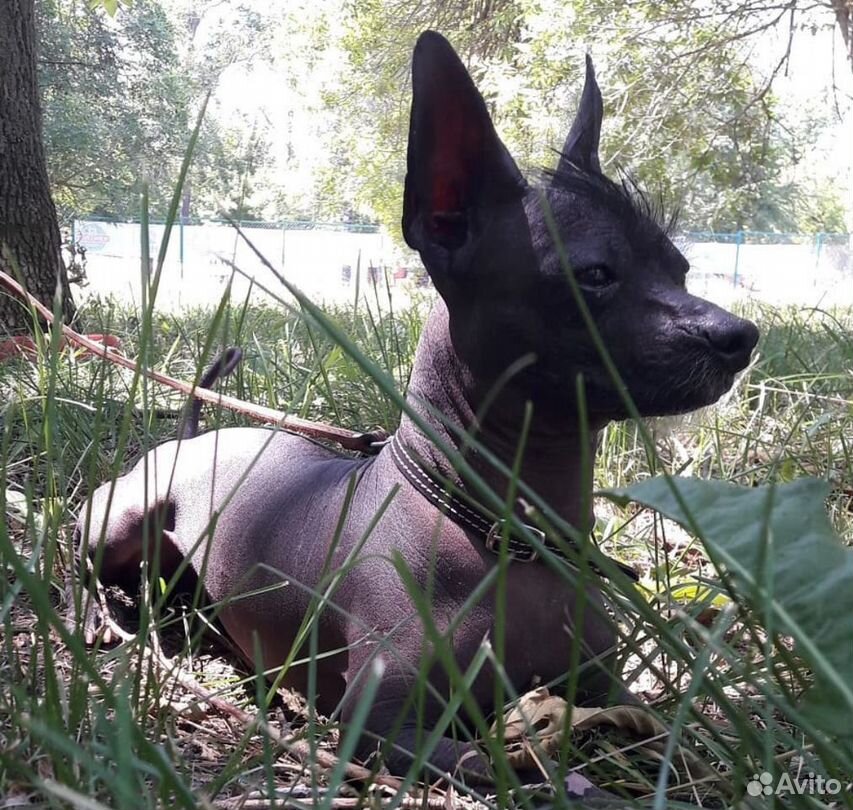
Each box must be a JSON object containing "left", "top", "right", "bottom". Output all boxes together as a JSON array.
[{"left": 542, "top": 157, "right": 681, "bottom": 237}]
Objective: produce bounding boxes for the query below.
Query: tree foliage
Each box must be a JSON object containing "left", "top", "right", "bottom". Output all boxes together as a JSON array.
[
  {"left": 38, "top": 0, "right": 187, "bottom": 218},
  {"left": 35, "top": 0, "right": 850, "bottom": 232},
  {"left": 321, "top": 0, "right": 849, "bottom": 236},
  {"left": 37, "top": 0, "right": 273, "bottom": 221}
]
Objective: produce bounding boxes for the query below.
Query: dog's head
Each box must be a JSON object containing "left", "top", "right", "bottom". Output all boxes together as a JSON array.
[{"left": 403, "top": 32, "right": 758, "bottom": 422}]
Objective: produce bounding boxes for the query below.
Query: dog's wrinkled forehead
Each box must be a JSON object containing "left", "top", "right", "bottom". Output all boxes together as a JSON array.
[{"left": 528, "top": 165, "right": 686, "bottom": 278}]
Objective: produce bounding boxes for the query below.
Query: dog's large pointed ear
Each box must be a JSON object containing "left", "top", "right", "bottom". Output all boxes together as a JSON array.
[
  {"left": 402, "top": 31, "right": 526, "bottom": 253},
  {"left": 556, "top": 55, "right": 603, "bottom": 174}
]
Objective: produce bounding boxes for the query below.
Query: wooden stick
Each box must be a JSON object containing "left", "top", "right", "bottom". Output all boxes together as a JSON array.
[{"left": 0, "top": 269, "right": 387, "bottom": 452}]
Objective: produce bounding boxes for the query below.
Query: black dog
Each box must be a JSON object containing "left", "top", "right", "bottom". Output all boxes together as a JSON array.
[{"left": 72, "top": 31, "right": 758, "bottom": 779}]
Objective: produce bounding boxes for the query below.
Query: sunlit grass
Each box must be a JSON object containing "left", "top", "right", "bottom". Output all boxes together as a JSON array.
[{"left": 1, "top": 289, "right": 852, "bottom": 807}]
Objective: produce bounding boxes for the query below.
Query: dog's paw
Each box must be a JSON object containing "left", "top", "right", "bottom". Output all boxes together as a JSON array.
[
  {"left": 452, "top": 743, "right": 495, "bottom": 782},
  {"left": 65, "top": 586, "right": 133, "bottom": 647}
]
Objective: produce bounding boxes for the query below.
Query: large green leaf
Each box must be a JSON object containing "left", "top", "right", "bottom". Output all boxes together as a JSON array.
[{"left": 602, "top": 476, "right": 853, "bottom": 738}]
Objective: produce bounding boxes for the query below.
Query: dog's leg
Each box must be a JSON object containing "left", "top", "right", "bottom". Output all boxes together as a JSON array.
[
  {"left": 350, "top": 692, "right": 494, "bottom": 783},
  {"left": 379, "top": 725, "right": 492, "bottom": 784},
  {"left": 67, "top": 446, "right": 182, "bottom": 645},
  {"left": 69, "top": 349, "right": 240, "bottom": 644}
]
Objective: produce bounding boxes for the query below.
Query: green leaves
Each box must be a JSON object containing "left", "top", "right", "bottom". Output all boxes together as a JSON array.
[
  {"left": 42, "top": 0, "right": 270, "bottom": 221},
  {"left": 603, "top": 476, "right": 853, "bottom": 739},
  {"left": 88, "top": 0, "right": 131, "bottom": 17},
  {"left": 327, "top": 0, "right": 846, "bottom": 234}
]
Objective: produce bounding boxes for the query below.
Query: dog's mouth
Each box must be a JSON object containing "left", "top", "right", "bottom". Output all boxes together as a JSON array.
[
  {"left": 648, "top": 354, "right": 743, "bottom": 415},
  {"left": 685, "top": 368, "right": 737, "bottom": 409},
  {"left": 576, "top": 347, "right": 748, "bottom": 419}
]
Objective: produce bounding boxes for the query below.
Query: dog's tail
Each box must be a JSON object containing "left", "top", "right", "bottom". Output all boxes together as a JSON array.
[{"left": 182, "top": 347, "right": 243, "bottom": 439}]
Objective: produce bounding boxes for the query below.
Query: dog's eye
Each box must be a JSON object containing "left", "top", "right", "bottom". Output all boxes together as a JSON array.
[{"left": 575, "top": 265, "right": 615, "bottom": 290}]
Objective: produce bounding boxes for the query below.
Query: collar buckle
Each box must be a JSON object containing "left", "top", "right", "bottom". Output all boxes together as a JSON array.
[{"left": 485, "top": 520, "right": 545, "bottom": 563}]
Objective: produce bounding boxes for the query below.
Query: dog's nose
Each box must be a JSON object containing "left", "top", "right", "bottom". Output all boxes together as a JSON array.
[{"left": 700, "top": 316, "right": 759, "bottom": 372}]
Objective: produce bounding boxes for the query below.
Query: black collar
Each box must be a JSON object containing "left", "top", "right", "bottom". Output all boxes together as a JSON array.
[{"left": 389, "top": 434, "right": 638, "bottom": 580}]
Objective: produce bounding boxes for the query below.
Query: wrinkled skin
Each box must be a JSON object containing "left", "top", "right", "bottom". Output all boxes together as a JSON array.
[{"left": 71, "top": 32, "right": 758, "bottom": 782}]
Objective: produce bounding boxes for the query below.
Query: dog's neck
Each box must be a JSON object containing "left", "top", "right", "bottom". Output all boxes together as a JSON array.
[{"left": 395, "top": 301, "right": 598, "bottom": 532}]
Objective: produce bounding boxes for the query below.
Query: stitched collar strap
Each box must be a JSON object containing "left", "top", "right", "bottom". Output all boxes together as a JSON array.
[{"left": 389, "top": 434, "right": 638, "bottom": 580}]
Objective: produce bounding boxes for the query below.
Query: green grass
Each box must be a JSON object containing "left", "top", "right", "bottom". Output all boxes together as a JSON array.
[{"left": 1, "top": 289, "right": 852, "bottom": 808}]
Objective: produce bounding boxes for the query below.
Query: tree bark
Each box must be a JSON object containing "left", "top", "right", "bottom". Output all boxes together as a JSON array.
[
  {"left": 830, "top": 0, "right": 853, "bottom": 69},
  {"left": 0, "top": 0, "right": 74, "bottom": 335}
]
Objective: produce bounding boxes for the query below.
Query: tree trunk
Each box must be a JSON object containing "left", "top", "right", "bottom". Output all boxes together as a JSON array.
[
  {"left": 831, "top": 0, "right": 853, "bottom": 70},
  {"left": 0, "top": 0, "right": 74, "bottom": 335}
]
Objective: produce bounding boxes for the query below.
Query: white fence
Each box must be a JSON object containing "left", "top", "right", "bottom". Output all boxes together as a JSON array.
[
  {"left": 74, "top": 220, "right": 853, "bottom": 311},
  {"left": 74, "top": 219, "right": 401, "bottom": 309},
  {"left": 679, "top": 235, "right": 853, "bottom": 307}
]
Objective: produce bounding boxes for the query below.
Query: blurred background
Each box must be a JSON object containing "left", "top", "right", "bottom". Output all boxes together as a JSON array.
[{"left": 39, "top": 0, "right": 853, "bottom": 308}]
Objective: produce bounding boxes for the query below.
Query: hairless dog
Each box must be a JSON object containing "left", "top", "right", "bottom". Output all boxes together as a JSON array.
[{"left": 72, "top": 32, "right": 758, "bottom": 781}]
